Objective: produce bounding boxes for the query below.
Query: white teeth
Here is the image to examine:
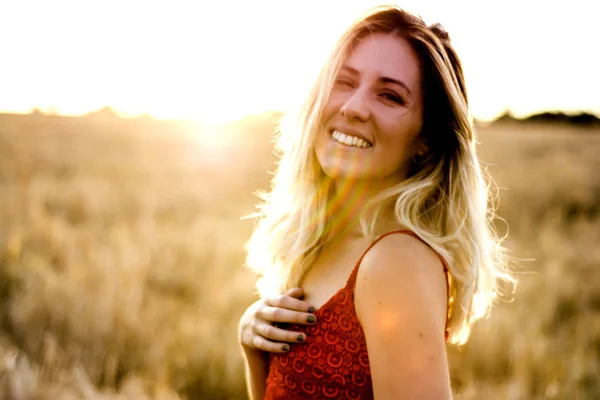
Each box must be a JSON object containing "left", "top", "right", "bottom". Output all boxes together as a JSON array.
[{"left": 330, "top": 130, "right": 372, "bottom": 148}]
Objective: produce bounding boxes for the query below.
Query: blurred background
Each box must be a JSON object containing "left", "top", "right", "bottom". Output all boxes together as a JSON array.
[{"left": 0, "top": 0, "right": 599, "bottom": 399}]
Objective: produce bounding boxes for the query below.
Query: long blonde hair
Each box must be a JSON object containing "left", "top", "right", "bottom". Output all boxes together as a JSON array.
[{"left": 245, "top": 5, "right": 515, "bottom": 345}]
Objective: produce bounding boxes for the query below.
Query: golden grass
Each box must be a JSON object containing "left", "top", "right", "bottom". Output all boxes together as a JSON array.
[{"left": 0, "top": 114, "right": 598, "bottom": 399}]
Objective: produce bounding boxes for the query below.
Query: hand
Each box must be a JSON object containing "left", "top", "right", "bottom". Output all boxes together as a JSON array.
[{"left": 239, "top": 287, "right": 317, "bottom": 353}]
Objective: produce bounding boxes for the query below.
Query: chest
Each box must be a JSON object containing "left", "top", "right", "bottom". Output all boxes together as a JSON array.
[{"left": 301, "top": 237, "right": 371, "bottom": 310}]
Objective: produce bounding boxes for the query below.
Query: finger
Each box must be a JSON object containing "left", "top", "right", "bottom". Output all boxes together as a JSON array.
[
  {"left": 285, "top": 287, "right": 304, "bottom": 299},
  {"left": 251, "top": 335, "right": 292, "bottom": 353},
  {"left": 266, "top": 293, "right": 315, "bottom": 313},
  {"left": 257, "top": 306, "right": 317, "bottom": 325},
  {"left": 254, "top": 321, "right": 306, "bottom": 343}
]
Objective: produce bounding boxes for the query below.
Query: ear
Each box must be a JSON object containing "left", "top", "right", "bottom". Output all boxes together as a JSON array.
[{"left": 416, "top": 140, "right": 430, "bottom": 157}]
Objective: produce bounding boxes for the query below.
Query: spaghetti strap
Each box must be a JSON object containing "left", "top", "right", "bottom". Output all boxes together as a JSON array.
[{"left": 345, "top": 230, "right": 419, "bottom": 290}]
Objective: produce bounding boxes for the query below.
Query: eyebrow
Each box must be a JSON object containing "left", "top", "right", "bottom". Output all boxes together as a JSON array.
[{"left": 340, "top": 65, "right": 412, "bottom": 96}]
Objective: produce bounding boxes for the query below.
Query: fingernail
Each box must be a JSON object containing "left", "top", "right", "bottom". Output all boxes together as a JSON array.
[
  {"left": 307, "top": 315, "right": 316, "bottom": 324},
  {"left": 307, "top": 306, "right": 315, "bottom": 313},
  {"left": 297, "top": 335, "right": 304, "bottom": 342},
  {"left": 282, "top": 344, "right": 290, "bottom": 352}
]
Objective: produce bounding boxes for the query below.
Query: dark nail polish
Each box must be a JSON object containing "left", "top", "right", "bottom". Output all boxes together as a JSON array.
[
  {"left": 297, "top": 335, "right": 304, "bottom": 342},
  {"left": 307, "top": 315, "right": 316, "bottom": 324},
  {"left": 307, "top": 306, "right": 315, "bottom": 313},
  {"left": 282, "top": 344, "right": 290, "bottom": 352}
]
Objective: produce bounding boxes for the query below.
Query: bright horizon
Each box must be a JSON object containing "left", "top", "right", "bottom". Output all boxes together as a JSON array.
[{"left": 1, "top": 0, "right": 598, "bottom": 123}]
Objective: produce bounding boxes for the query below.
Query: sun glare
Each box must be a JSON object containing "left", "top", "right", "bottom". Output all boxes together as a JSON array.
[
  {"left": 193, "top": 126, "right": 232, "bottom": 150},
  {"left": 0, "top": 1, "right": 597, "bottom": 122}
]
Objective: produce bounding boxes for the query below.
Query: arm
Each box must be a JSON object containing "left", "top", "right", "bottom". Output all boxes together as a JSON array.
[
  {"left": 355, "top": 234, "right": 451, "bottom": 400},
  {"left": 239, "top": 300, "right": 270, "bottom": 400},
  {"left": 241, "top": 345, "right": 269, "bottom": 400}
]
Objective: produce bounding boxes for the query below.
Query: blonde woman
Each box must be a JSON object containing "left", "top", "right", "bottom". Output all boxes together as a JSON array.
[{"left": 238, "top": 5, "right": 514, "bottom": 399}]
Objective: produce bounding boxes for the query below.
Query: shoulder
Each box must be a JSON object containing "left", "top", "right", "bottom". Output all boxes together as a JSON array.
[
  {"left": 353, "top": 232, "right": 452, "bottom": 397},
  {"left": 358, "top": 232, "right": 446, "bottom": 291},
  {"left": 365, "top": 232, "right": 442, "bottom": 268},
  {"left": 354, "top": 232, "right": 448, "bottom": 335}
]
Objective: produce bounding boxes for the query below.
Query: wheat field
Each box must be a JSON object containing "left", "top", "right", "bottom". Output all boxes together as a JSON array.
[{"left": 0, "top": 112, "right": 598, "bottom": 399}]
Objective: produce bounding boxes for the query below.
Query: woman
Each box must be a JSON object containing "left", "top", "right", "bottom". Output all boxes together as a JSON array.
[{"left": 238, "top": 5, "right": 514, "bottom": 399}]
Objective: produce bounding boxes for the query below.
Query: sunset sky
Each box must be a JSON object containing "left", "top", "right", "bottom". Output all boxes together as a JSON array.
[{"left": 1, "top": 0, "right": 598, "bottom": 123}]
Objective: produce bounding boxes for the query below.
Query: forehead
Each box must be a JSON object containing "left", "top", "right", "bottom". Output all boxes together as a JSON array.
[{"left": 343, "top": 32, "right": 421, "bottom": 90}]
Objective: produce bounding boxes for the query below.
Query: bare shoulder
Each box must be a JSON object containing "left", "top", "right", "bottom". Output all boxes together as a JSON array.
[
  {"left": 354, "top": 232, "right": 452, "bottom": 398},
  {"left": 354, "top": 232, "right": 448, "bottom": 336},
  {"left": 358, "top": 233, "right": 445, "bottom": 289}
]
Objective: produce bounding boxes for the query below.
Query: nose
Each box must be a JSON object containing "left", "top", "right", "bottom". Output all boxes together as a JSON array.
[{"left": 340, "top": 89, "right": 370, "bottom": 122}]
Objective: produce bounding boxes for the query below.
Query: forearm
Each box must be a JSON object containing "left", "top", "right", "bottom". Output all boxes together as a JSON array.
[{"left": 242, "top": 347, "right": 269, "bottom": 400}]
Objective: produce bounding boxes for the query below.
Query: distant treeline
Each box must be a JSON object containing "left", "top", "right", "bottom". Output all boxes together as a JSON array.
[
  {"left": 493, "top": 111, "right": 600, "bottom": 127},
  {"left": 10, "top": 107, "right": 600, "bottom": 128}
]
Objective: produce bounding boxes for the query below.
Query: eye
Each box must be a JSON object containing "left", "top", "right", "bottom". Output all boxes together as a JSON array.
[
  {"left": 334, "top": 77, "right": 355, "bottom": 89},
  {"left": 379, "top": 90, "right": 405, "bottom": 105}
]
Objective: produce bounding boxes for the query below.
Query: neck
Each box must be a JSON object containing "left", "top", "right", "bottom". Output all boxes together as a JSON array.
[{"left": 324, "top": 176, "right": 400, "bottom": 242}]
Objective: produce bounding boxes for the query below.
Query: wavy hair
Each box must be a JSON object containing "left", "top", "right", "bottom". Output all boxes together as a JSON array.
[{"left": 245, "top": 5, "right": 515, "bottom": 345}]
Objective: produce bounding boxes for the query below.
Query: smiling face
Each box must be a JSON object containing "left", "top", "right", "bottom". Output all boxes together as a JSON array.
[{"left": 314, "top": 32, "right": 425, "bottom": 187}]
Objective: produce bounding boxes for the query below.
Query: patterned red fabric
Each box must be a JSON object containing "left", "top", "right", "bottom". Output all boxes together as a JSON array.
[{"left": 264, "top": 230, "right": 450, "bottom": 400}]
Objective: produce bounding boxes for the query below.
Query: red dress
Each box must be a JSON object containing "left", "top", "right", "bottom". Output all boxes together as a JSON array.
[{"left": 263, "top": 230, "right": 450, "bottom": 400}]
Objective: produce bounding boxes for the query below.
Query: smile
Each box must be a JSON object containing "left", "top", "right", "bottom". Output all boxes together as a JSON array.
[{"left": 331, "top": 130, "right": 373, "bottom": 148}]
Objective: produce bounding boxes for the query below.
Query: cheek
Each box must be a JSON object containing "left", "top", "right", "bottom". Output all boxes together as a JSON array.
[
  {"left": 398, "top": 109, "right": 423, "bottom": 140},
  {"left": 322, "top": 92, "right": 346, "bottom": 118},
  {"left": 377, "top": 119, "right": 423, "bottom": 161},
  {"left": 383, "top": 119, "right": 422, "bottom": 147}
]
